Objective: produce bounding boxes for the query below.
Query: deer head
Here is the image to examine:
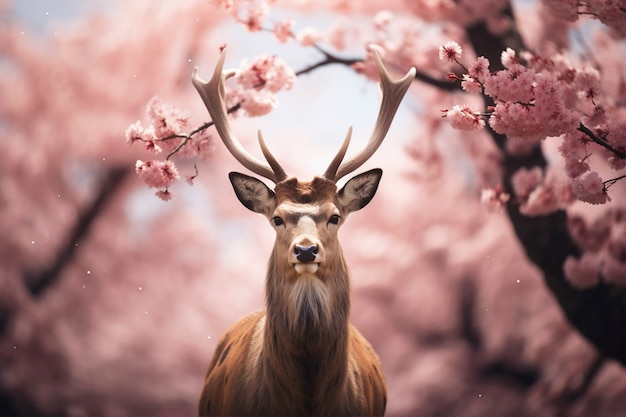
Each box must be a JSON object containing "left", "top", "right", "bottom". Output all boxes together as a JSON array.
[{"left": 191, "top": 48, "right": 414, "bottom": 277}]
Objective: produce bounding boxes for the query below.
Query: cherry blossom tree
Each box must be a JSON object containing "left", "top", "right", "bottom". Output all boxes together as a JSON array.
[{"left": 1, "top": 0, "right": 625, "bottom": 416}]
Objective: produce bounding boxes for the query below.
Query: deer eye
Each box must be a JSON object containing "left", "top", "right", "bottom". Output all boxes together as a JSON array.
[
  {"left": 271, "top": 216, "right": 284, "bottom": 226},
  {"left": 328, "top": 214, "right": 340, "bottom": 225}
]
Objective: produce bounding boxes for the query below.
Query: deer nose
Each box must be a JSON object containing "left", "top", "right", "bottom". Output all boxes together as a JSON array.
[{"left": 294, "top": 244, "right": 318, "bottom": 263}]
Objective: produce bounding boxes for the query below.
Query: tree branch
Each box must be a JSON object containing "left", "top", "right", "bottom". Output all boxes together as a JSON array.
[
  {"left": 24, "top": 165, "right": 131, "bottom": 298},
  {"left": 578, "top": 123, "right": 626, "bottom": 159},
  {"left": 297, "top": 45, "right": 459, "bottom": 91}
]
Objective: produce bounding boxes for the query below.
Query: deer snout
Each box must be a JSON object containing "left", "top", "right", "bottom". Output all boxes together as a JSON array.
[
  {"left": 289, "top": 236, "right": 325, "bottom": 275},
  {"left": 294, "top": 244, "right": 318, "bottom": 263}
]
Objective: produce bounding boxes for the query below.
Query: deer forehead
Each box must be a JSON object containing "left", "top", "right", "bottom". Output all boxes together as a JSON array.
[{"left": 274, "top": 202, "right": 339, "bottom": 225}]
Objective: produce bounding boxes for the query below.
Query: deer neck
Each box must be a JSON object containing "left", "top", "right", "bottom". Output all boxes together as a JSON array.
[{"left": 261, "top": 255, "right": 352, "bottom": 411}]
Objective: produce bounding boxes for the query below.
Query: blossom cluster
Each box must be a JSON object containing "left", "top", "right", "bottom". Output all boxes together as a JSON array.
[
  {"left": 126, "top": 53, "right": 295, "bottom": 200},
  {"left": 564, "top": 209, "right": 626, "bottom": 289},
  {"left": 228, "top": 54, "right": 296, "bottom": 117},
  {"left": 511, "top": 166, "right": 575, "bottom": 215},
  {"left": 211, "top": 0, "right": 328, "bottom": 48},
  {"left": 125, "top": 97, "right": 213, "bottom": 200},
  {"left": 541, "top": 0, "right": 626, "bottom": 38},
  {"left": 440, "top": 41, "right": 625, "bottom": 209}
]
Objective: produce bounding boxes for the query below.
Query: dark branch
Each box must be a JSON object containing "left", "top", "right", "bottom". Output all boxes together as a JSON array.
[
  {"left": 578, "top": 123, "right": 626, "bottom": 159},
  {"left": 297, "top": 45, "right": 458, "bottom": 91},
  {"left": 24, "top": 166, "right": 131, "bottom": 297}
]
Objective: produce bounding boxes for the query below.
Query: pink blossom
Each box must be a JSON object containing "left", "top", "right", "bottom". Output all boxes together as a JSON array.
[
  {"left": 572, "top": 171, "right": 608, "bottom": 205},
  {"left": 144, "top": 139, "right": 162, "bottom": 154},
  {"left": 460, "top": 75, "right": 482, "bottom": 94},
  {"left": 582, "top": 106, "right": 607, "bottom": 128},
  {"left": 606, "top": 120, "right": 626, "bottom": 170},
  {"left": 500, "top": 47, "right": 518, "bottom": 68},
  {"left": 373, "top": 10, "right": 393, "bottom": 30},
  {"left": 511, "top": 166, "right": 543, "bottom": 199},
  {"left": 558, "top": 132, "right": 590, "bottom": 178},
  {"left": 146, "top": 97, "right": 190, "bottom": 138},
  {"left": 574, "top": 67, "right": 601, "bottom": 102},
  {"left": 443, "top": 104, "right": 485, "bottom": 130},
  {"left": 520, "top": 168, "right": 574, "bottom": 216},
  {"left": 125, "top": 121, "right": 156, "bottom": 145},
  {"left": 236, "top": 55, "right": 296, "bottom": 93},
  {"left": 155, "top": 189, "right": 174, "bottom": 202},
  {"left": 489, "top": 92, "right": 579, "bottom": 141},
  {"left": 327, "top": 20, "right": 351, "bottom": 51},
  {"left": 135, "top": 160, "right": 180, "bottom": 189},
  {"left": 238, "top": 89, "right": 277, "bottom": 117},
  {"left": 439, "top": 41, "right": 462, "bottom": 63},
  {"left": 182, "top": 131, "right": 214, "bottom": 161},
  {"left": 563, "top": 254, "right": 600, "bottom": 289},
  {"left": 567, "top": 214, "right": 611, "bottom": 253},
  {"left": 273, "top": 19, "right": 294, "bottom": 43},
  {"left": 240, "top": 0, "right": 269, "bottom": 32},
  {"left": 483, "top": 64, "right": 535, "bottom": 103},
  {"left": 468, "top": 56, "right": 490, "bottom": 83},
  {"left": 296, "top": 27, "right": 322, "bottom": 46},
  {"left": 480, "top": 186, "right": 510, "bottom": 210}
]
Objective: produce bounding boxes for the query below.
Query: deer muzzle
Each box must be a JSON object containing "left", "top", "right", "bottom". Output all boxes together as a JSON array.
[{"left": 289, "top": 217, "right": 325, "bottom": 274}]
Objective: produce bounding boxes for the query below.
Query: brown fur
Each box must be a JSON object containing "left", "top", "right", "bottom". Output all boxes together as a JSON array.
[{"left": 199, "top": 175, "right": 386, "bottom": 416}]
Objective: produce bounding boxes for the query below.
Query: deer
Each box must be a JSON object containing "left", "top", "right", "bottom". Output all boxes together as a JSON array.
[{"left": 191, "top": 47, "right": 415, "bottom": 416}]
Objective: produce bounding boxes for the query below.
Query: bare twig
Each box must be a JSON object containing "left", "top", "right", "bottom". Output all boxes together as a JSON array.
[{"left": 578, "top": 123, "right": 626, "bottom": 159}]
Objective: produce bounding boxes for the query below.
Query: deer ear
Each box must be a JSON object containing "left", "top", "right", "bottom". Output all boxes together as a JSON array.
[
  {"left": 337, "top": 168, "right": 382, "bottom": 214},
  {"left": 229, "top": 172, "right": 276, "bottom": 215}
]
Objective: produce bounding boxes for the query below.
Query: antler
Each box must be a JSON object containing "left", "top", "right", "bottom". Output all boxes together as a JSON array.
[
  {"left": 192, "top": 48, "right": 288, "bottom": 183},
  {"left": 323, "top": 50, "right": 416, "bottom": 182}
]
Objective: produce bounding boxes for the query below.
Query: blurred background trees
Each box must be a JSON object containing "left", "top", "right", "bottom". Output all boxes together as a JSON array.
[{"left": 1, "top": 0, "right": 624, "bottom": 415}]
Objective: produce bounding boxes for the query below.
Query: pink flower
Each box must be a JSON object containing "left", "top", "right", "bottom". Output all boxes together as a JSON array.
[
  {"left": 155, "top": 189, "right": 174, "bottom": 201},
  {"left": 373, "top": 10, "right": 393, "bottom": 30},
  {"left": 236, "top": 55, "right": 296, "bottom": 93},
  {"left": 563, "top": 254, "right": 600, "bottom": 289},
  {"left": 135, "top": 160, "right": 180, "bottom": 189},
  {"left": 144, "top": 139, "right": 162, "bottom": 154},
  {"left": 443, "top": 104, "right": 485, "bottom": 131},
  {"left": 519, "top": 168, "right": 575, "bottom": 216},
  {"left": 480, "top": 186, "right": 510, "bottom": 210},
  {"left": 125, "top": 121, "right": 156, "bottom": 145},
  {"left": 439, "top": 41, "right": 462, "bottom": 63},
  {"left": 296, "top": 27, "right": 322, "bottom": 46},
  {"left": 146, "top": 97, "right": 190, "bottom": 138},
  {"left": 511, "top": 167, "right": 543, "bottom": 199},
  {"left": 468, "top": 56, "right": 490, "bottom": 82},
  {"left": 574, "top": 67, "right": 601, "bottom": 102},
  {"left": 500, "top": 47, "right": 518, "bottom": 68},
  {"left": 572, "top": 171, "right": 608, "bottom": 205},
  {"left": 328, "top": 20, "right": 350, "bottom": 51},
  {"left": 558, "top": 132, "right": 590, "bottom": 178},
  {"left": 606, "top": 120, "right": 626, "bottom": 170},
  {"left": 460, "top": 75, "right": 482, "bottom": 94},
  {"left": 238, "top": 89, "right": 277, "bottom": 117},
  {"left": 483, "top": 64, "right": 535, "bottom": 103},
  {"left": 241, "top": 0, "right": 269, "bottom": 32},
  {"left": 567, "top": 214, "right": 611, "bottom": 253},
  {"left": 273, "top": 19, "right": 294, "bottom": 43}
]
